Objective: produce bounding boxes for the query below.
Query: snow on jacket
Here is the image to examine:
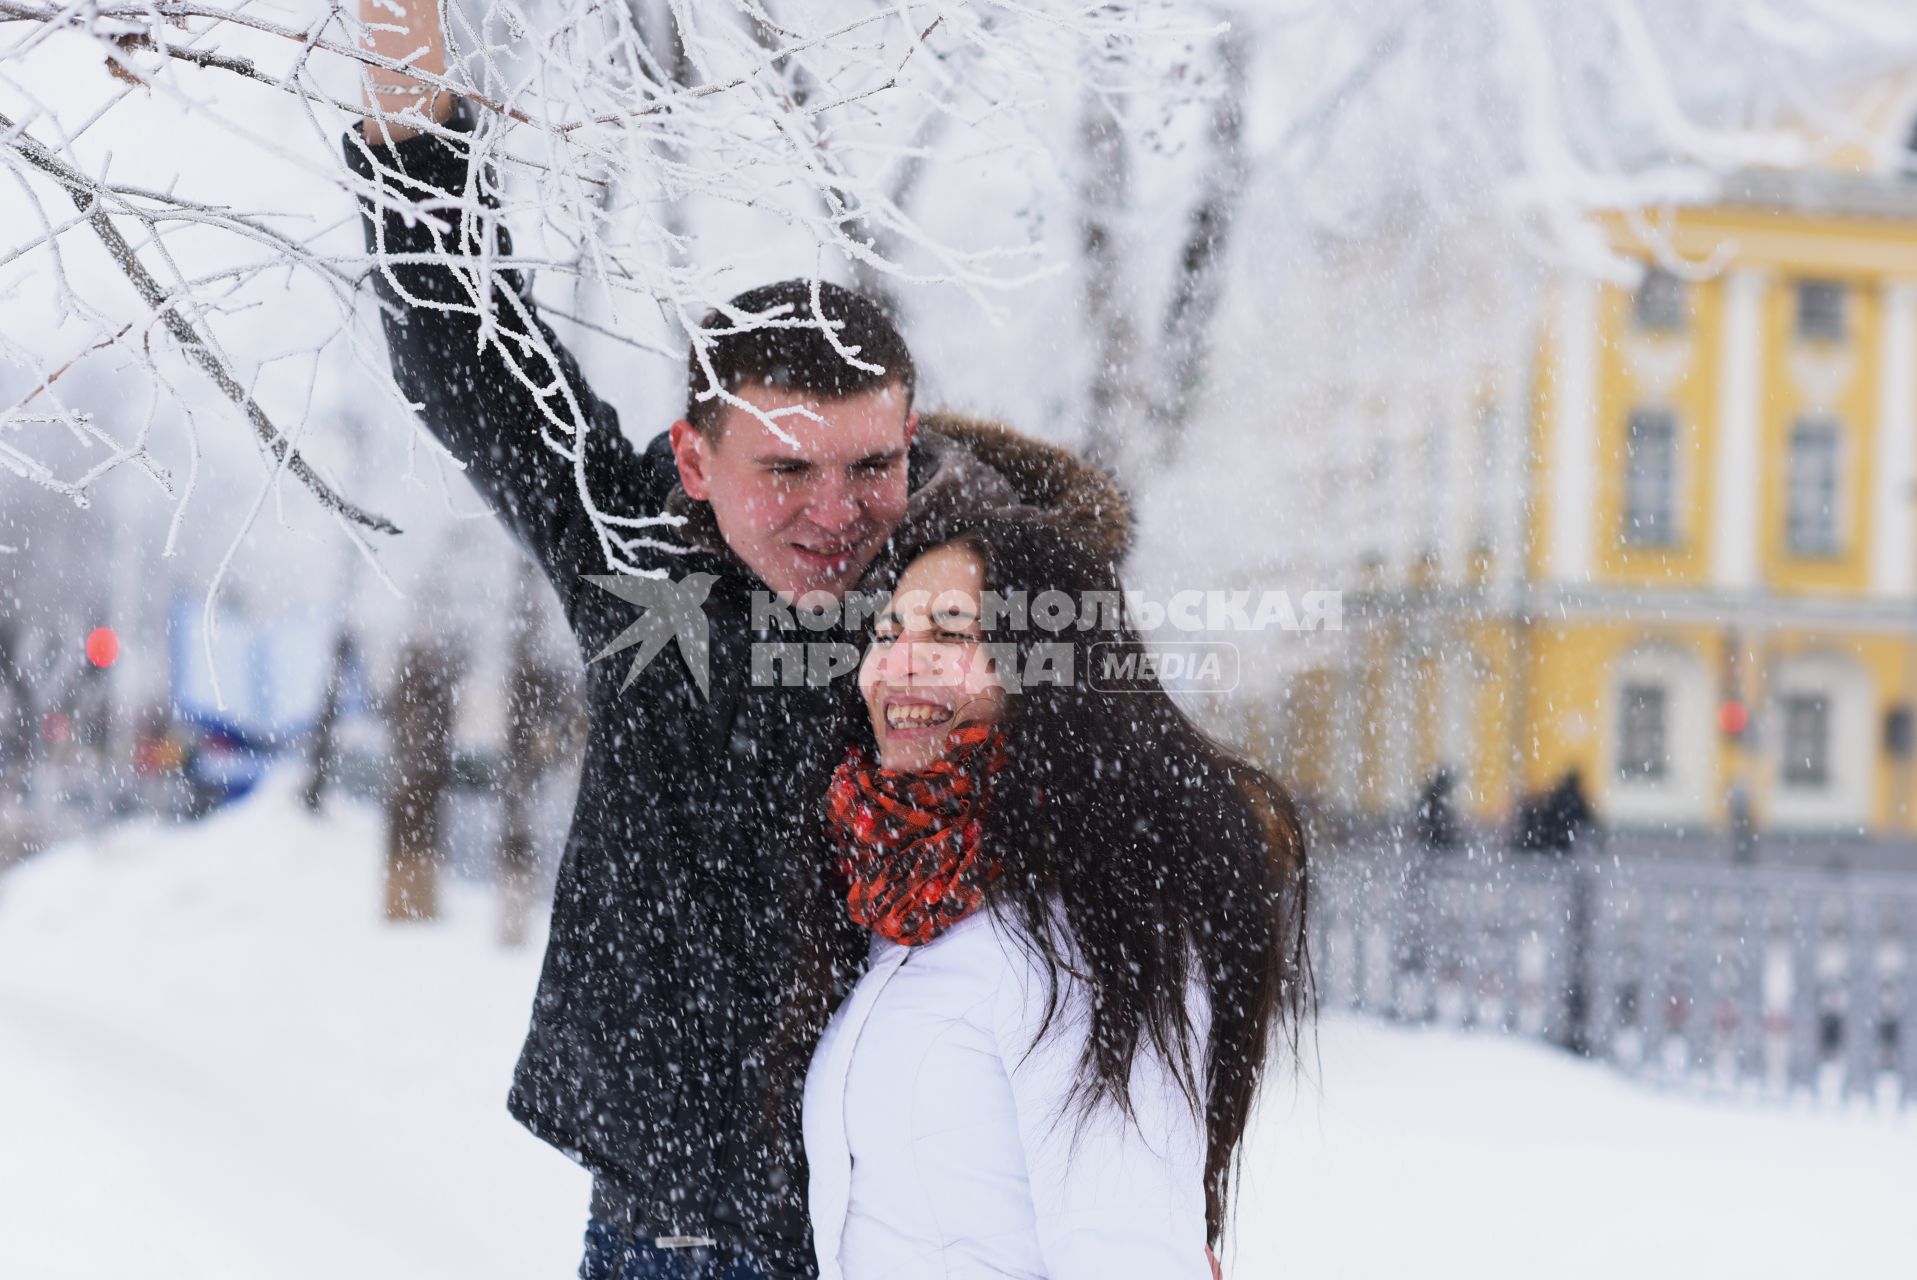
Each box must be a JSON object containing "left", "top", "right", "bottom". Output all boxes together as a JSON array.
[
  {"left": 803, "top": 906, "right": 1212, "bottom": 1280},
  {"left": 341, "top": 94, "right": 1136, "bottom": 1279}
]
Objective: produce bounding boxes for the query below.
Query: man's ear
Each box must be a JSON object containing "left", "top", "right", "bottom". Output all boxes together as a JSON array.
[
  {"left": 669, "top": 419, "right": 712, "bottom": 501},
  {"left": 902, "top": 410, "right": 918, "bottom": 447}
]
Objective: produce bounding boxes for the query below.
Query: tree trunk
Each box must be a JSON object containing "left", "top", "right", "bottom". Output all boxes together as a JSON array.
[
  {"left": 842, "top": 109, "right": 951, "bottom": 321},
  {"left": 629, "top": 0, "right": 696, "bottom": 249},
  {"left": 307, "top": 415, "right": 370, "bottom": 818},
  {"left": 749, "top": 0, "right": 940, "bottom": 322},
  {"left": 1077, "top": 88, "right": 1141, "bottom": 479},
  {"left": 302, "top": 630, "right": 355, "bottom": 815},
  {"left": 1150, "top": 27, "right": 1251, "bottom": 463},
  {"left": 0, "top": 622, "right": 35, "bottom": 808},
  {"left": 384, "top": 639, "right": 457, "bottom": 923},
  {"left": 0, "top": 618, "right": 85, "bottom": 834},
  {"left": 1076, "top": 30, "right": 1254, "bottom": 482}
]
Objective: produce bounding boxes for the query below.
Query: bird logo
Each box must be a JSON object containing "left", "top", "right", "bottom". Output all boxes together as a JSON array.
[{"left": 581, "top": 572, "right": 718, "bottom": 699}]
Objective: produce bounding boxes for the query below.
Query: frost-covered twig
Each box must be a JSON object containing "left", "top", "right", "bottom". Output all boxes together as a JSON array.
[
  {"left": 2, "top": 108, "right": 401, "bottom": 532},
  {"left": 1, "top": 0, "right": 1209, "bottom": 571}
]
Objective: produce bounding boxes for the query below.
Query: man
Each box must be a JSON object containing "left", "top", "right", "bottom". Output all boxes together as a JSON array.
[{"left": 343, "top": 5, "right": 1129, "bottom": 1277}]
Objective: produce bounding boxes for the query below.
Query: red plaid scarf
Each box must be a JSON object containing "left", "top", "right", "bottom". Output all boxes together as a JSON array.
[{"left": 823, "top": 723, "right": 1011, "bottom": 947}]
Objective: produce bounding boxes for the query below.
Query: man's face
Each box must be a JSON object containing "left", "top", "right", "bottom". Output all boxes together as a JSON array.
[{"left": 669, "top": 381, "right": 916, "bottom": 600}]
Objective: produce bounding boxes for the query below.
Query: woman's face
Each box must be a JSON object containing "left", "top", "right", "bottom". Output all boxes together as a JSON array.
[{"left": 859, "top": 541, "right": 1008, "bottom": 772}]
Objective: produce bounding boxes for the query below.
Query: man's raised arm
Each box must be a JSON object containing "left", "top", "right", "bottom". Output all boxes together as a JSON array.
[
  {"left": 358, "top": 0, "right": 456, "bottom": 144},
  {"left": 344, "top": 0, "right": 665, "bottom": 588}
]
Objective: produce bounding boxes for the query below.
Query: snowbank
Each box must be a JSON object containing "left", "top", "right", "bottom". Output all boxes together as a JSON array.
[
  {"left": 0, "top": 770, "right": 587, "bottom": 1278},
  {"left": 1231, "top": 1020, "right": 1917, "bottom": 1279}
]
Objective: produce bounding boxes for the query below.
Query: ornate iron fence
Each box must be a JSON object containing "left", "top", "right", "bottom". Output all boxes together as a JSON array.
[{"left": 1309, "top": 845, "right": 1917, "bottom": 1103}]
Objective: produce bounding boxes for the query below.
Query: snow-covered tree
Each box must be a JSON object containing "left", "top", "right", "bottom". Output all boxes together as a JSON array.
[{"left": 0, "top": 0, "right": 1206, "bottom": 571}]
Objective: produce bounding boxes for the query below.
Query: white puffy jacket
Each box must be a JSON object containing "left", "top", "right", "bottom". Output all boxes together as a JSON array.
[{"left": 802, "top": 905, "right": 1212, "bottom": 1280}]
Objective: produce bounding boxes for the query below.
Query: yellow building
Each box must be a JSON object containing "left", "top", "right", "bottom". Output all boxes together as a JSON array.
[{"left": 1264, "top": 145, "right": 1917, "bottom": 861}]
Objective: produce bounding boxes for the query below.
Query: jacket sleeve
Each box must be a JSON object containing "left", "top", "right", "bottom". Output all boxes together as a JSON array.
[
  {"left": 340, "top": 100, "right": 671, "bottom": 597},
  {"left": 992, "top": 946, "right": 1213, "bottom": 1280}
]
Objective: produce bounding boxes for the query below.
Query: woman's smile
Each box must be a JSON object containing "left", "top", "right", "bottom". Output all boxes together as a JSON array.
[{"left": 882, "top": 697, "right": 956, "bottom": 733}]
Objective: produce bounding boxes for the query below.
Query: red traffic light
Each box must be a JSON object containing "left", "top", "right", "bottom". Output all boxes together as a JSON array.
[
  {"left": 86, "top": 626, "right": 120, "bottom": 668},
  {"left": 1718, "top": 699, "right": 1749, "bottom": 736}
]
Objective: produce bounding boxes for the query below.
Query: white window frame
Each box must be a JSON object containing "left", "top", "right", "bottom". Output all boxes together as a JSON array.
[
  {"left": 1622, "top": 406, "right": 1681, "bottom": 549},
  {"left": 1633, "top": 267, "right": 1687, "bottom": 333},
  {"left": 1784, "top": 417, "right": 1845, "bottom": 558},
  {"left": 1778, "top": 691, "right": 1832, "bottom": 788},
  {"left": 1766, "top": 654, "right": 1872, "bottom": 831},
  {"left": 1617, "top": 682, "right": 1670, "bottom": 781},
  {"left": 1605, "top": 645, "right": 1712, "bottom": 827},
  {"left": 1796, "top": 279, "right": 1848, "bottom": 343}
]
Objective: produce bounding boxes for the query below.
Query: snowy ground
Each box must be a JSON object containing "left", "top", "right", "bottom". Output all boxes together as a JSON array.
[{"left": 2, "top": 772, "right": 1912, "bottom": 1280}]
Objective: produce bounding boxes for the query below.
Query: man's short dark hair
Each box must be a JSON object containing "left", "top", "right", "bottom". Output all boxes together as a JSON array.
[{"left": 685, "top": 279, "right": 916, "bottom": 436}]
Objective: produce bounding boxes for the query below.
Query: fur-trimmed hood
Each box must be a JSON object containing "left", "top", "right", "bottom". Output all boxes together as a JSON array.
[
  {"left": 906, "top": 410, "right": 1132, "bottom": 565},
  {"left": 663, "top": 409, "right": 1133, "bottom": 578}
]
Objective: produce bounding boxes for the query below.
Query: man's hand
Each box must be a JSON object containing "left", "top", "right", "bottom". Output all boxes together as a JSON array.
[
  {"left": 358, "top": 0, "right": 457, "bottom": 144},
  {"left": 1208, "top": 1245, "right": 1223, "bottom": 1280}
]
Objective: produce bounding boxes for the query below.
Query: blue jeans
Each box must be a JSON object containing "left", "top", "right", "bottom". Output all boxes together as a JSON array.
[{"left": 578, "top": 1219, "right": 776, "bottom": 1280}]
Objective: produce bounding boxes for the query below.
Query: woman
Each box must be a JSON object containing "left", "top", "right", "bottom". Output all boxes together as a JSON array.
[{"left": 775, "top": 515, "right": 1311, "bottom": 1280}]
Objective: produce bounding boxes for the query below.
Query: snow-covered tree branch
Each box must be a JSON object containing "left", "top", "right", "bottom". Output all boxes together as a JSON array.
[
  {"left": 5, "top": 0, "right": 1917, "bottom": 548},
  {"left": 0, "top": 0, "right": 1205, "bottom": 567}
]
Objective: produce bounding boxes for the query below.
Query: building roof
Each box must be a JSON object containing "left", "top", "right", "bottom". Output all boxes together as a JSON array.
[{"left": 1714, "top": 166, "right": 1917, "bottom": 222}]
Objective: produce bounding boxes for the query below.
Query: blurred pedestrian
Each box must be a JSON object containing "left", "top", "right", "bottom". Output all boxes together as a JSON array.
[
  {"left": 1518, "top": 768, "right": 1597, "bottom": 854},
  {"left": 1415, "top": 768, "right": 1460, "bottom": 851}
]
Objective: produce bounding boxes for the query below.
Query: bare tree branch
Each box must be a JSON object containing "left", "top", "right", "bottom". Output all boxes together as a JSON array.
[{"left": 1, "top": 109, "right": 400, "bottom": 532}]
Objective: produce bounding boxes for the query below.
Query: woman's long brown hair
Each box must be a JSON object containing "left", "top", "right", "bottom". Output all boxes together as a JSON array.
[{"left": 766, "top": 513, "right": 1313, "bottom": 1247}]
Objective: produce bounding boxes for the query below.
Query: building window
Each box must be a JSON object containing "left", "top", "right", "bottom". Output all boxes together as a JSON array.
[
  {"left": 1618, "top": 682, "right": 1669, "bottom": 781},
  {"left": 1780, "top": 692, "right": 1831, "bottom": 787},
  {"left": 1785, "top": 418, "right": 1842, "bottom": 556},
  {"left": 1622, "top": 408, "right": 1678, "bottom": 548},
  {"left": 1796, "top": 279, "right": 1847, "bottom": 342},
  {"left": 1633, "top": 267, "right": 1686, "bottom": 332}
]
